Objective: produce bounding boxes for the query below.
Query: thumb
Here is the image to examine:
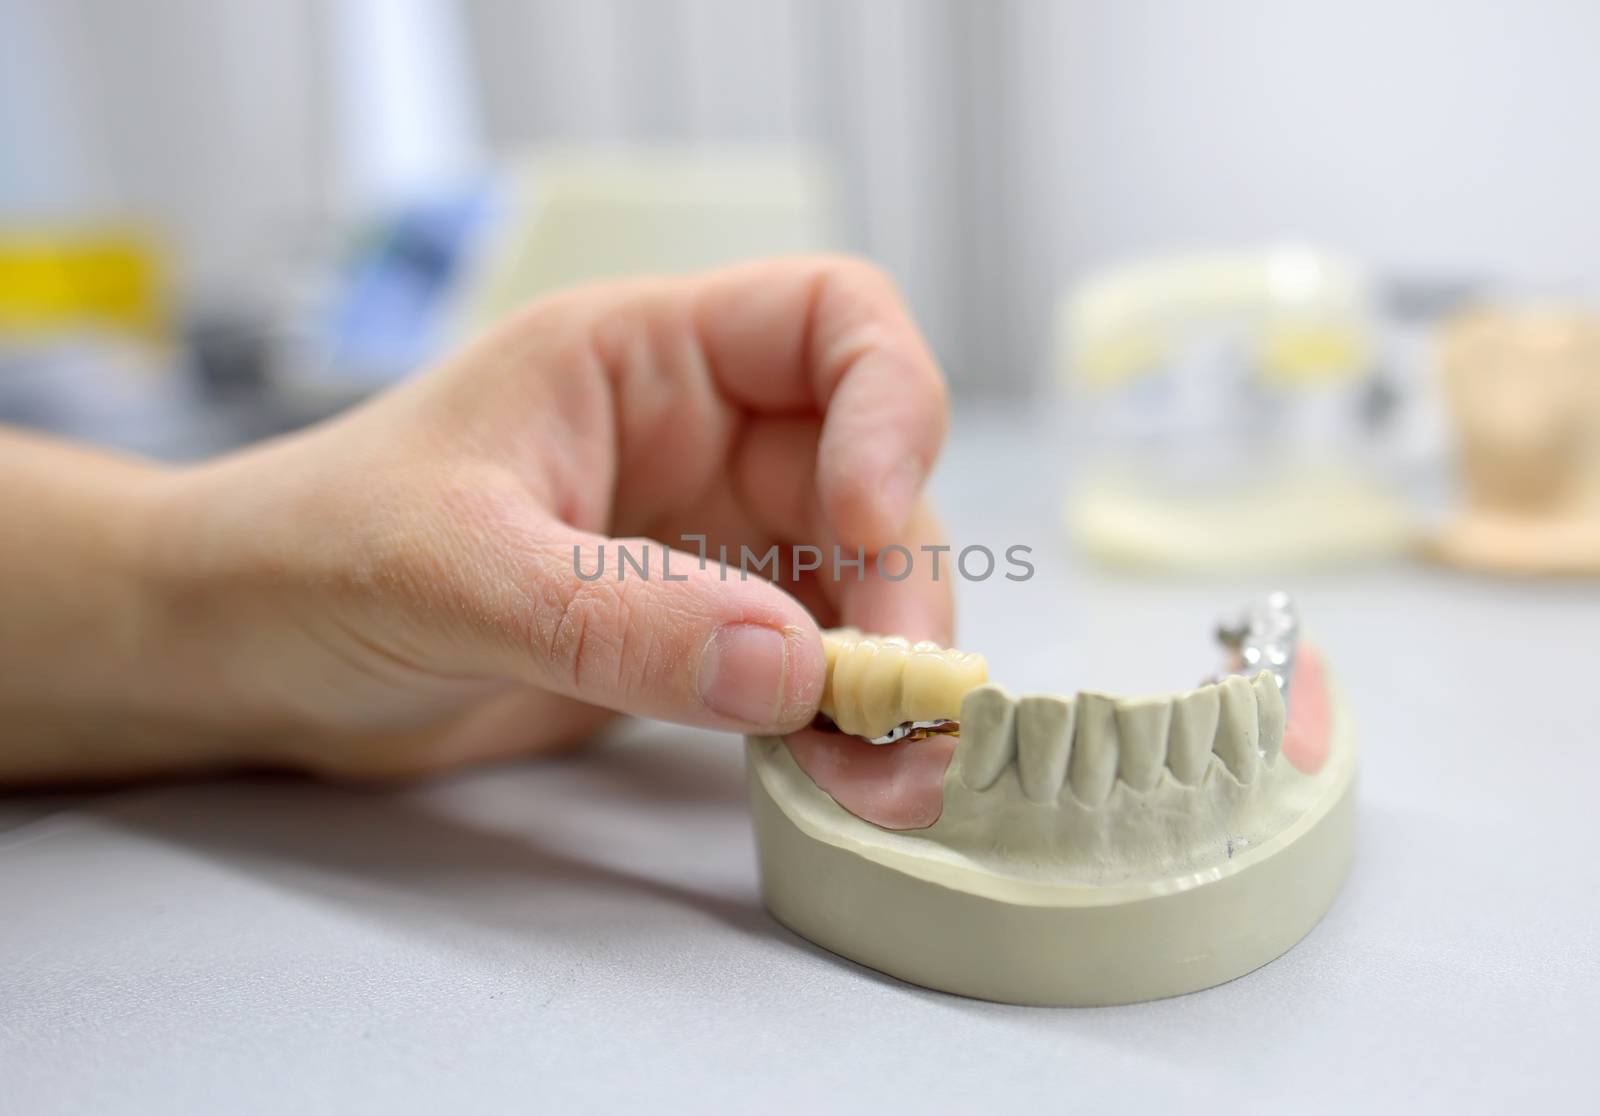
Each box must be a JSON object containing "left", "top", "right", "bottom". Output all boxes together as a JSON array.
[{"left": 507, "top": 532, "right": 826, "bottom": 734}]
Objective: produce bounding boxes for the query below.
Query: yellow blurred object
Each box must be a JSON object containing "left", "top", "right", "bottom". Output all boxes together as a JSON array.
[
  {"left": 0, "top": 228, "right": 170, "bottom": 341},
  {"left": 454, "top": 149, "right": 837, "bottom": 340},
  {"left": 1256, "top": 324, "right": 1369, "bottom": 386},
  {"left": 1078, "top": 331, "right": 1164, "bottom": 386},
  {"left": 1062, "top": 248, "right": 1373, "bottom": 390},
  {"left": 1431, "top": 304, "right": 1600, "bottom": 575}
]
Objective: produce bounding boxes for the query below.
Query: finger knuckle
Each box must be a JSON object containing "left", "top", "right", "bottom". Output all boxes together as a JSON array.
[
  {"left": 539, "top": 574, "right": 639, "bottom": 694},
  {"left": 815, "top": 252, "right": 902, "bottom": 303}
]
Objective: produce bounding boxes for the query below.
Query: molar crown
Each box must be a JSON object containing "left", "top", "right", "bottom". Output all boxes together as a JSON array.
[{"left": 819, "top": 628, "right": 988, "bottom": 740}]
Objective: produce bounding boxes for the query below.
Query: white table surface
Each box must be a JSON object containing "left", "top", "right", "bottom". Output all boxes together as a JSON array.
[{"left": 3, "top": 409, "right": 1597, "bottom": 1114}]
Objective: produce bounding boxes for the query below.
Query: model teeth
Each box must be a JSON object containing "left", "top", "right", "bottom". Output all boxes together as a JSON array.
[
  {"left": 819, "top": 629, "right": 988, "bottom": 740},
  {"left": 1212, "top": 675, "right": 1261, "bottom": 783},
  {"left": 956, "top": 684, "right": 1017, "bottom": 791},
  {"left": 1168, "top": 684, "right": 1220, "bottom": 786},
  {"left": 1252, "top": 671, "right": 1286, "bottom": 767},
  {"left": 1015, "top": 694, "right": 1075, "bottom": 805},
  {"left": 823, "top": 594, "right": 1302, "bottom": 808},
  {"left": 946, "top": 673, "right": 1281, "bottom": 804},
  {"left": 1114, "top": 696, "right": 1171, "bottom": 793},
  {"left": 1068, "top": 693, "right": 1120, "bottom": 807}
]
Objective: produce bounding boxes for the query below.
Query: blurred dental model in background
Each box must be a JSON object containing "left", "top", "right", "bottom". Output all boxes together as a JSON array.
[{"left": 1057, "top": 247, "right": 1430, "bottom": 570}]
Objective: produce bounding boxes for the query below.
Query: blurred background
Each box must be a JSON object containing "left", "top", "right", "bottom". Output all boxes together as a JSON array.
[
  {"left": 5, "top": 0, "right": 1600, "bottom": 571},
  {"left": 6, "top": 11, "right": 1598, "bottom": 1104}
]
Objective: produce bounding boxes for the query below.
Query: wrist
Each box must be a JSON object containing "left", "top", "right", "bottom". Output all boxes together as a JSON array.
[
  {"left": 131, "top": 456, "right": 321, "bottom": 768},
  {"left": 0, "top": 433, "right": 272, "bottom": 782}
]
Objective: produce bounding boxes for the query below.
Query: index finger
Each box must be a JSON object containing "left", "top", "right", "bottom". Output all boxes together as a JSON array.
[{"left": 689, "top": 255, "right": 951, "bottom": 551}]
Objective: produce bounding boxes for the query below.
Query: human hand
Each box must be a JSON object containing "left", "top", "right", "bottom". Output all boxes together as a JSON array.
[{"left": 3, "top": 257, "right": 952, "bottom": 782}]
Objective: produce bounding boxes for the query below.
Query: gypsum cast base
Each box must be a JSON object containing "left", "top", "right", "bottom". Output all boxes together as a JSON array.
[{"left": 746, "top": 594, "right": 1356, "bottom": 1006}]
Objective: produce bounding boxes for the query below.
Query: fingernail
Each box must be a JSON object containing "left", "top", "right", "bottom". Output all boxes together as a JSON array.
[
  {"left": 699, "top": 623, "right": 790, "bottom": 728},
  {"left": 880, "top": 456, "right": 924, "bottom": 533}
]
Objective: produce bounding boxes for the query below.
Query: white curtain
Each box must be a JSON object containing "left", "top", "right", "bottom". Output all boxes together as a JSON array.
[
  {"left": 461, "top": 0, "right": 1600, "bottom": 394},
  {"left": 6, "top": 0, "right": 1600, "bottom": 394}
]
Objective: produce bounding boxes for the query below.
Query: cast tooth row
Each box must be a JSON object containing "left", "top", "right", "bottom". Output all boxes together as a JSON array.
[{"left": 953, "top": 673, "right": 1285, "bottom": 806}]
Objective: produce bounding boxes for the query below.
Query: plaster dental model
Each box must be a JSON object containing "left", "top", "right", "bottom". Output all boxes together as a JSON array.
[
  {"left": 1431, "top": 305, "right": 1600, "bottom": 575},
  {"left": 1059, "top": 249, "right": 1414, "bottom": 569},
  {"left": 747, "top": 593, "right": 1355, "bottom": 1006}
]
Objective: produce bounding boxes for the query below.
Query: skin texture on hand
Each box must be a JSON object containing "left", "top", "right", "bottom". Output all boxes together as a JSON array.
[{"left": 0, "top": 256, "right": 954, "bottom": 784}]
